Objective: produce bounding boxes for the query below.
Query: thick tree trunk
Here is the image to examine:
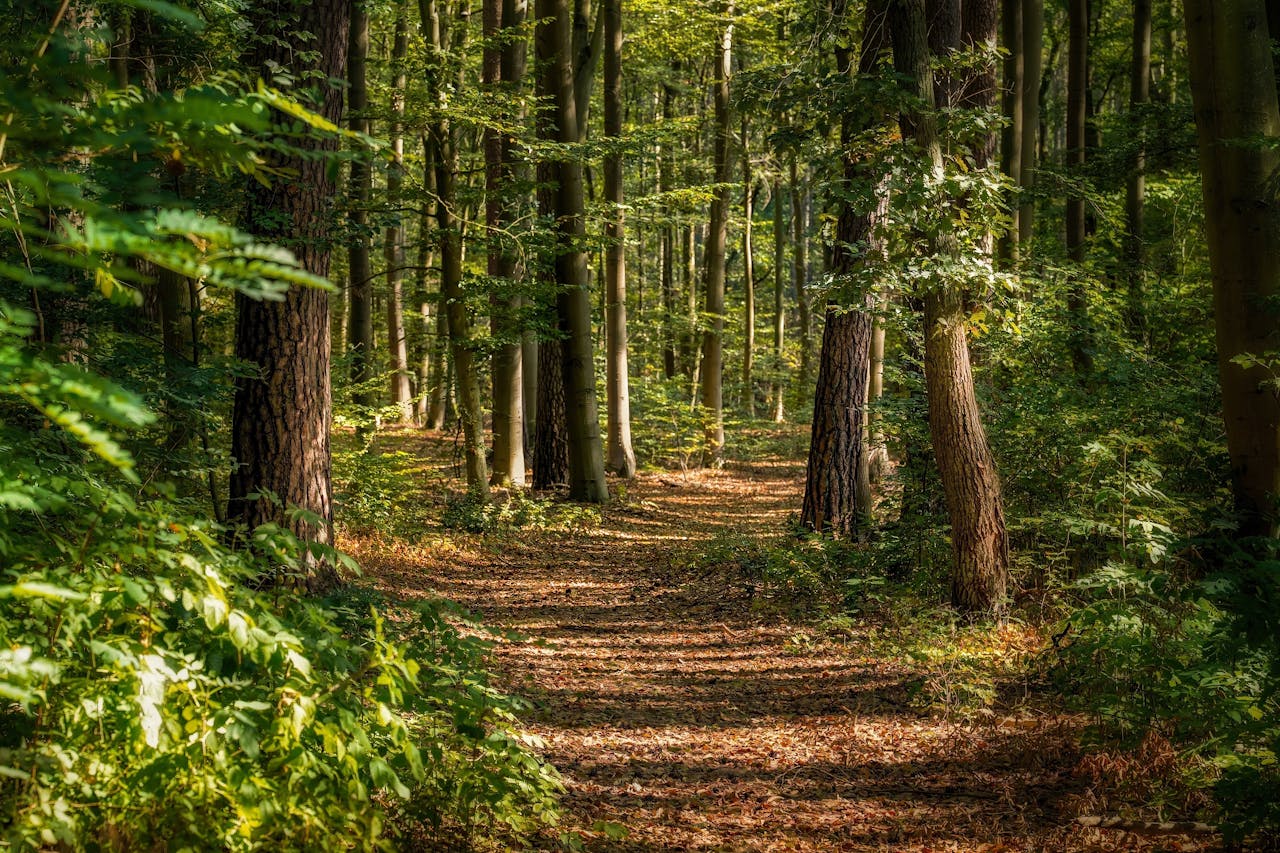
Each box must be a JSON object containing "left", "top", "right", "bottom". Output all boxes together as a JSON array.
[
  {"left": 1185, "top": 0, "right": 1280, "bottom": 536},
  {"left": 1124, "top": 0, "right": 1151, "bottom": 342},
  {"left": 537, "top": 0, "right": 609, "bottom": 501},
  {"left": 347, "top": 1, "right": 375, "bottom": 422},
  {"left": 603, "top": 0, "right": 636, "bottom": 477},
  {"left": 998, "top": 0, "right": 1023, "bottom": 264},
  {"left": 892, "top": 0, "right": 1010, "bottom": 616},
  {"left": 229, "top": 0, "right": 348, "bottom": 593},
  {"left": 1065, "top": 0, "right": 1092, "bottom": 373},
  {"left": 1018, "top": 0, "right": 1042, "bottom": 246},
  {"left": 699, "top": 2, "right": 733, "bottom": 465},
  {"left": 801, "top": 0, "right": 890, "bottom": 539},
  {"left": 386, "top": 3, "right": 413, "bottom": 424}
]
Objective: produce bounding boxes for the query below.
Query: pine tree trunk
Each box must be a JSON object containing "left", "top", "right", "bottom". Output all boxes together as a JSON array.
[
  {"left": 892, "top": 0, "right": 1010, "bottom": 616},
  {"left": 699, "top": 2, "right": 733, "bottom": 465},
  {"left": 347, "top": 2, "right": 375, "bottom": 422},
  {"left": 386, "top": 3, "right": 413, "bottom": 424},
  {"left": 1124, "top": 0, "right": 1151, "bottom": 342},
  {"left": 229, "top": 0, "right": 348, "bottom": 593},
  {"left": 1185, "top": 0, "right": 1280, "bottom": 536}
]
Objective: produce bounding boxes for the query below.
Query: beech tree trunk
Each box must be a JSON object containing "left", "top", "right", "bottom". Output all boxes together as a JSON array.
[
  {"left": 1125, "top": 0, "right": 1151, "bottom": 342},
  {"left": 1065, "top": 0, "right": 1092, "bottom": 373},
  {"left": 741, "top": 117, "right": 756, "bottom": 419},
  {"left": 229, "top": 0, "right": 349, "bottom": 593},
  {"left": 386, "top": 2, "right": 413, "bottom": 424},
  {"left": 790, "top": 161, "right": 812, "bottom": 398},
  {"left": 660, "top": 79, "right": 679, "bottom": 380},
  {"left": 699, "top": 1, "right": 733, "bottom": 465},
  {"left": 347, "top": 1, "right": 375, "bottom": 422},
  {"left": 603, "top": 0, "right": 636, "bottom": 477},
  {"left": 771, "top": 175, "right": 787, "bottom": 422},
  {"left": 1018, "top": 0, "right": 1042, "bottom": 245},
  {"left": 801, "top": 0, "right": 890, "bottom": 539},
  {"left": 536, "top": 0, "right": 609, "bottom": 501},
  {"left": 427, "top": 0, "right": 489, "bottom": 494},
  {"left": 1185, "top": 0, "right": 1280, "bottom": 536},
  {"left": 892, "top": 0, "right": 1010, "bottom": 616}
]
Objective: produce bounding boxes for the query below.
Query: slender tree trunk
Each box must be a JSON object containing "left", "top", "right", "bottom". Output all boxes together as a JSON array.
[
  {"left": 998, "top": 0, "right": 1023, "bottom": 263},
  {"left": 741, "top": 117, "right": 756, "bottom": 419},
  {"left": 536, "top": 0, "right": 608, "bottom": 501},
  {"left": 229, "top": 0, "right": 348, "bottom": 593},
  {"left": 790, "top": 159, "right": 812, "bottom": 398},
  {"left": 1124, "top": 0, "right": 1151, "bottom": 342},
  {"left": 427, "top": 0, "right": 489, "bottom": 494},
  {"left": 603, "top": 0, "right": 636, "bottom": 477},
  {"left": 699, "top": 1, "right": 733, "bottom": 465},
  {"left": 386, "top": 3, "right": 413, "bottom": 423},
  {"left": 771, "top": 176, "right": 786, "bottom": 421},
  {"left": 487, "top": 0, "right": 528, "bottom": 485},
  {"left": 1018, "top": 0, "right": 1042, "bottom": 246},
  {"left": 1065, "top": 0, "right": 1092, "bottom": 373},
  {"left": 801, "top": 0, "right": 889, "bottom": 538},
  {"left": 347, "top": 1, "right": 375, "bottom": 422},
  {"left": 1185, "top": 0, "right": 1280, "bottom": 536},
  {"left": 892, "top": 0, "right": 1010, "bottom": 616},
  {"left": 659, "top": 84, "right": 678, "bottom": 379}
]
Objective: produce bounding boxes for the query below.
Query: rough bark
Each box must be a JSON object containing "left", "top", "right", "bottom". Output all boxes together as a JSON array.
[
  {"left": 892, "top": 0, "right": 1011, "bottom": 616},
  {"left": 229, "top": 0, "right": 349, "bottom": 593},
  {"left": 1185, "top": 0, "right": 1280, "bottom": 535},
  {"left": 699, "top": 1, "right": 733, "bottom": 465}
]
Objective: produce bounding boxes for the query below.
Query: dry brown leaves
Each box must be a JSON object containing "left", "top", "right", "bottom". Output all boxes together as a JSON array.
[{"left": 348, "top": 429, "right": 1216, "bottom": 853}]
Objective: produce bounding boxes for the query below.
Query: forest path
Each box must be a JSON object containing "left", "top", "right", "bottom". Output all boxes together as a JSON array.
[{"left": 355, "top": 435, "right": 1152, "bottom": 852}]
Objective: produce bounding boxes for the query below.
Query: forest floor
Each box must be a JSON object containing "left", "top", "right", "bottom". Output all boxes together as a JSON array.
[{"left": 345, "top": 427, "right": 1215, "bottom": 853}]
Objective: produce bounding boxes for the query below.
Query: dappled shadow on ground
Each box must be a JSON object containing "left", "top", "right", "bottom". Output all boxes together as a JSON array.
[{"left": 352, "top": 431, "right": 1210, "bottom": 852}]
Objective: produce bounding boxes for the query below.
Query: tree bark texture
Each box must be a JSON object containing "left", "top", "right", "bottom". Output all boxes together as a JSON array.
[
  {"left": 229, "top": 0, "right": 349, "bottom": 593},
  {"left": 1185, "top": 0, "right": 1280, "bottom": 535}
]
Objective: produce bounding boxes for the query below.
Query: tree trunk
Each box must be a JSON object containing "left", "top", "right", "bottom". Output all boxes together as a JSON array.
[
  {"left": 1018, "top": 0, "right": 1042, "bottom": 246},
  {"left": 699, "top": 1, "right": 733, "bottom": 465},
  {"left": 347, "top": 1, "right": 375, "bottom": 423},
  {"left": 892, "top": 0, "right": 1010, "bottom": 616},
  {"left": 660, "top": 79, "right": 679, "bottom": 380},
  {"left": 1065, "top": 0, "right": 1092, "bottom": 373},
  {"left": 536, "top": 0, "right": 609, "bottom": 501},
  {"left": 801, "top": 0, "right": 890, "bottom": 539},
  {"left": 741, "top": 117, "right": 756, "bottom": 419},
  {"left": 427, "top": 0, "right": 489, "bottom": 494},
  {"left": 1185, "top": 0, "right": 1280, "bottom": 536},
  {"left": 998, "top": 0, "right": 1023, "bottom": 264},
  {"left": 1124, "top": 0, "right": 1151, "bottom": 343},
  {"left": 771, "top": 175, "right": 788, "bottom": 422},
  {"left": 603, "top": 0, "right": 636, "bottom": 477},
  {"left": 229, "top": 0, "right": 349, "bottom": 593},
  {"left": 386, "top": 3, "right": 413, "bottom": 424},
  {"left": 790, "top": 160, "right": 812, "bottom": 398},
  {"left": 487, "top": 0, "right": 528, "bottom": 485}
]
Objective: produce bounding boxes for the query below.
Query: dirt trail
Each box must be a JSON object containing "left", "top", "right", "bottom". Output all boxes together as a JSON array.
[{"left": 361, "top": 449, "right": 1173, "bottom": 852}]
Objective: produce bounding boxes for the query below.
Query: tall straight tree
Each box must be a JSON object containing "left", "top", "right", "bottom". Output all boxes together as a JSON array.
[
  {"left": 386, "top": 2, "right": 413, "bottom": 423},
  {"left": 603, "top": 0, "right": 636, "bottom": 477},
  {"left": 699, "top": 0, "right": 733, "bottom": 464},
  {"left": 347, "top": 1, "right": 375, "bottom": 421},
  {"left": 659, "top": 76, "right": 679, "bottom": 380},
  {"left": 770, "top": 173, "right": 786, "bottom": 422},
  {"left": 1065, "top": 0, "right": 1092, "bottom": 373},
  {"left": 426, "top": 0, "right": 490, "bottom": 495},
  {"left": 790, "top": 160, "right": 812, "bottom": 395},
  {"left": 486, "top": 0, "right": 527, "bottom": 485},
  {"left": 1185, "top": 0, "right": 1280, "bottom": 536},
  {"left": 536, "top": 0, "right": 609, "bottom": 501},
  {"left": 801, "top": 0, "right": 890, "bottom": 539},
  {"left": 1018, "top": 0, "right": 1042, "bottom": 246},
  {"left": 229, "top": 0, "right": 349, "bottom": 592},
  {"left": 998, "top": 0, "right": 1022, "bottom": 262},
  {"left": 891, "top": 0, "right": 1011, "bottom": 615},
  {"left": 741, "top": 116, "right": 756, "bottom": 419},
  {"left": 1124, "top": 0, "right": 1151, "bottom": 341}
]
